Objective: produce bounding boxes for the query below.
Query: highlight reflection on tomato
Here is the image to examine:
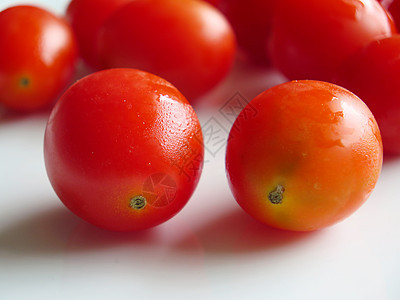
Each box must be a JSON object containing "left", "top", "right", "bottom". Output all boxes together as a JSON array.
[
  {"left": 226, "top": 80, "right": 383, "bottom": 231},
  {"left": 44, "top": 68, "right": 204, "bottom": 231}
]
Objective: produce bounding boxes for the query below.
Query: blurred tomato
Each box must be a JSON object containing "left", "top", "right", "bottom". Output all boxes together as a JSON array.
[
  {"left": 204, "top": 0, "right": 221, "bottom": 6},
  {"left": 226, "top": 80, "right": 383, "bottom": 231},
  {"left": 0, "top": 5, "right": 77, "bottom": 111},
  {"left": 66, "top": 0, "right": 132, "bottom": 68},
  {"left": 379, "top": 0, "right": 394, "bottom": 9},
  {"left": 44, "top": 68, "right": 204, "bottom": 231},
  {"left": 218, "top": 0, "right": 278, "bottom": 64},
  {"left": 97, "top": 0, "right": 236, "bottom": 102},
  {"left": 269, "top": 0, "right": 395, "bottom": 82},
  {"left": 335, "top": 35, "right": 400, "bottom": 156},
  {"left": 384, "top": 0, "right": 400, "bottom": 31}
]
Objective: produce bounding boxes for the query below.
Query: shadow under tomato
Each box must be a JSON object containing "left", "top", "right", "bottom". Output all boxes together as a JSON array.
[
  {"left": 383, "top": 152, "right": 400, "bottom": 165},
  {"left": 0, "top": 204, "right": 75, "bottom": 256},
  {"left": 64, "top": 218, "right": 158, "bottom": 254},
  {"left": 173, "top": 205, "right": 319, "bottom": 256},
  {"left": 0, "top": 197, "right": 319, "bottom": 258},
  {"left": 0, "top": 202, "right": 157, "bottom": 257},
  {"left": 0, "top": 105, "right": 51, "bottom": 124}
]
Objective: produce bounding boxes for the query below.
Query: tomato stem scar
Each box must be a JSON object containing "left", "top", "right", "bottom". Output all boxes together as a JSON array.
[
  {"left": 268, "top": 184, "right": 285, "bottom": 204},
  {"left": 129, "top": 195, "right": 147, "bottom": 210},
  {"left": 19, "top": 77, "right": 30, "bottom": 88}
]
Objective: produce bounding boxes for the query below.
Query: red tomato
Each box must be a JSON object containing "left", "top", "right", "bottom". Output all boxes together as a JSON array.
[
  {"left": 66, "top": 0, "right": 132, "bottom": 69},
  {"left": 44, "top": 68, "right": 204, "bottom": 231},
  {"left": 226, "top": 80, "right": 383, "bottom": 231},
  {"left": 379, "top": 0, "right": 394, "bottom": 9},
  {"left": 204, "top": 0, "right": 221, "bottom": 7},
  {"left": 269, "top": 0, "right": 395, "bottom": 82},
  {"left": 218, "top": 0, "right": 278, "bottom": 64},
  {"left": 385, "top": 0, "right": 400, "bottom": 31},
  {"left": 0, "top": 5, "right": 77, "bottom": 112},
  {"left": 97, "top": 0, "right": 236, "bottom": 102},
  {"left": 335, "top": 35, "right": 400, "bottom": 156}
]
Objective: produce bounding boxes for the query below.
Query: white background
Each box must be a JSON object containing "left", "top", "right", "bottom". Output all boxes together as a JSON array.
[{"left": 1, "top": 1, "right": 400, "bottom": 299}]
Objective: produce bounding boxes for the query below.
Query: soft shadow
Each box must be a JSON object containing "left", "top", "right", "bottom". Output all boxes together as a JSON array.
[
  {"left": 174, "top": 206, "right": 319, "bottom": 256},
  {"left": 383, "top": 152, "right": 400, "bottom": 165},
  {"left": 0, "top": 106, "right": 51, "bottom": 124},
  {"left": 0, "top": 204, "right": 157, "bottom": 257},
  {"left": 0, "top": 205, "right": 76, "bottom": 256},
  {"left": 64, "top": 219, "right": 157, "bottom": 254},
  {"left": 0, "top": 199, "right": 319, "bottom": 258}
]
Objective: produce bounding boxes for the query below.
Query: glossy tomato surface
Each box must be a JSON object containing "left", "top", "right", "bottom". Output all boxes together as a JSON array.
[
  {"left": 0, "top": 5, "right": 77, "bottom": 112},
  {"left": 218, "top": 0, "right": 278, "bottom": 63},
  {"left": 226, "top": 80, "right": 383, "bottom": 231},
  {"left": 204, "top": 0, "right": 221, "bottom": 6},
  {"left": 97, "top": 0, "right": 236, "bottom": 102},
  {"left": 269, "top": 0, "right": 395, "bottom": 82},
  {"left": 335, "top": 35, "right": 400, "bottom": 156},
  {"left": 386, "top": 0, "right": 400, "bottom": 31},
  {"left": 66, "top": 0, "right": 132, "bottom": 68},
  {"left": 44, "top": 68, "right": 204, "bottom": 231}
]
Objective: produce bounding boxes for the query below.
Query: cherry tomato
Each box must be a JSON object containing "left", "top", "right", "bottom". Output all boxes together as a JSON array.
[
  {"left": 44, "top": 68, "right": 204, "bottom": 231},
  {"left": 335, "top": 35, "right": 400, "bottom": 156},
  {"left": 269, "top": 0, "right": 395, "bottom": 82},
  {"left": 218, "top": 0, "right": 278, "bottom": 64},
  {"left": 384, "top": 0, "right": 400, "bottom": 31},
  {"left": 66, "top": 0, "right": 132, "bottom": 69},
  {"left": 0, "top": 5, "right": 77, "bottom": 112},
  {"left": 226, "top": 80, "right": 383, "bottom": 231},
  {"left": 97, "top": 0, "right": 236, "bottom": 102},
  {"left": 204, "top": 0, "right": 221, "bottom": 7},
  {"left": 379, "top": 0, "right": 394, "bottom": 9}
]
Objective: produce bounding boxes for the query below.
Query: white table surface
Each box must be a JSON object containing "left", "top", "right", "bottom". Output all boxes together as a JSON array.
[{"left": 1, "top": 1, "right": 400, "bottom": 299}]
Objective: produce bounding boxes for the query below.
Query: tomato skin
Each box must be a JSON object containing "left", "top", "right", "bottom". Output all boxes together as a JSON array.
[
  {"left": 385, "top": 0, "right": 400, "bottom": 31},
  {"left": 269, "top": 0, "right": 395, "bottom": 82},
  {"left": 379, "top": 0, "right": 395, "bottom": 10},
  {"left": 0, "top": 5, "right": 77, "bottom": 112},
  {"left": 66, "top": 0, "right": 132, "bottom": 69},
  {"left": 218, "top": 0, "right": 278, "bottom": 64},
  {"left": 97, "top": 0, "right": 236, "bottom": 102},
  {"left": 335, "top": 35, "right": 400, "bottom": 156},
  {"left": 44, "top": 68, "right": 204, "bottom": 231},
  {"left": 226, "top": 80, "right": 383, "bottom": 231},
  {"left": 204, "top": 0, "right": 221, "bottom": 6}
]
